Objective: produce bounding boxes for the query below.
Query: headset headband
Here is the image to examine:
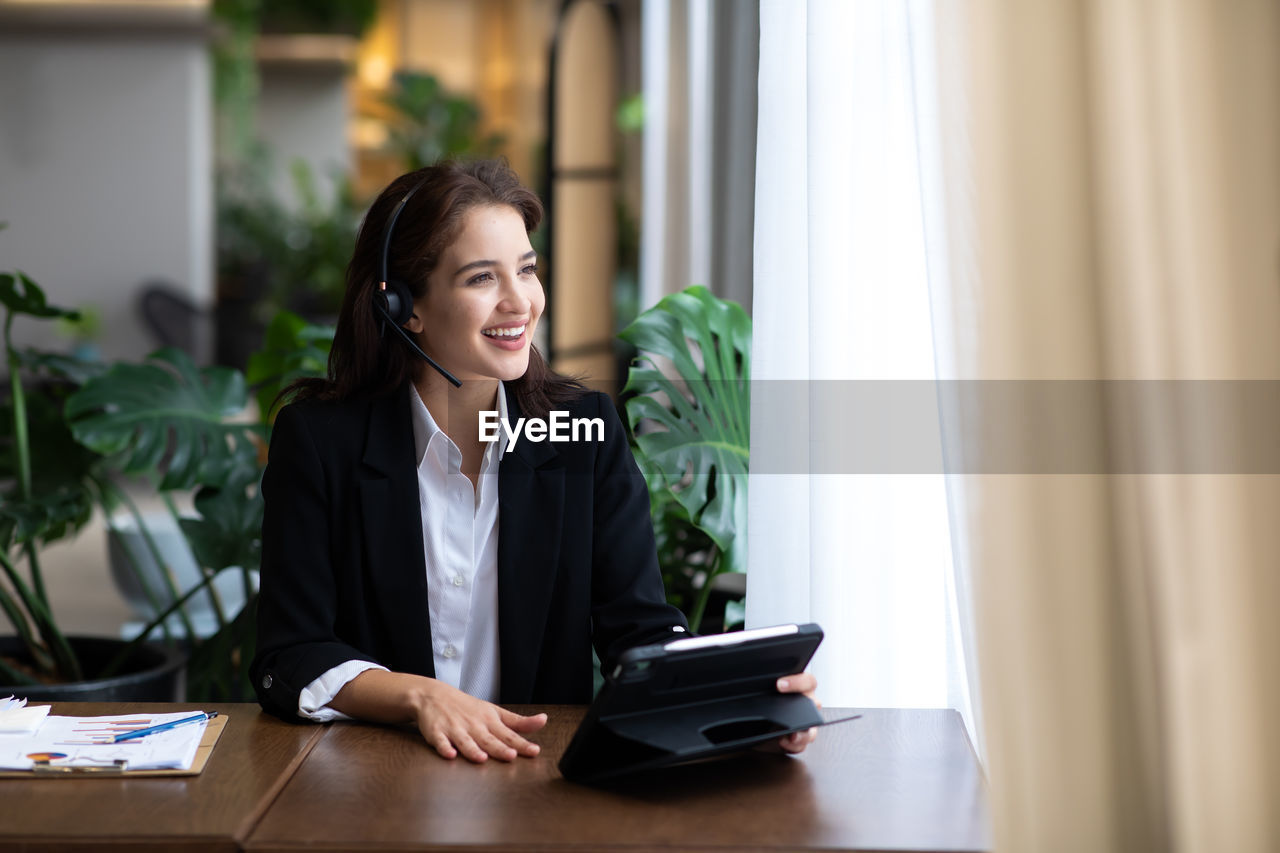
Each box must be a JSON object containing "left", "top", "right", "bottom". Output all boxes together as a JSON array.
[
  {"left": 380, "top": 178, "right": 429, "bottom": 287},
  {"left": 373, "top": 176, "right": 462, "bottom": 388}
]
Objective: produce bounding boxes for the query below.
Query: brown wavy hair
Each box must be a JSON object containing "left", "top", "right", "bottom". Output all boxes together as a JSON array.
[{"left": 286, "top": 159, "right": 583, "bottom": 419}]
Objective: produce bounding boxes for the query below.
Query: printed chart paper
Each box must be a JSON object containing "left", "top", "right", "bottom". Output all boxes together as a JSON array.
[{"left": 0, "top": 712, "right": 207, "bottom": 771}]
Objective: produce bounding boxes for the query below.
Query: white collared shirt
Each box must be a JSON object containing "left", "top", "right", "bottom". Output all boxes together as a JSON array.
[{"left": 297, "top": 383, "right": 506, "bottom": 721}]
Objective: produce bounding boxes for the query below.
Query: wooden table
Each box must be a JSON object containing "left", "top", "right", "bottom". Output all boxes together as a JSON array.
[
  {"left": 0, "top": 704, "right": 989, "bottom": 851},
  {"left": 0, "top": 702, "right": 323, "bottom": 853},
  {"left": 246, "top": 707, "right": 991, "bottom": 852}
]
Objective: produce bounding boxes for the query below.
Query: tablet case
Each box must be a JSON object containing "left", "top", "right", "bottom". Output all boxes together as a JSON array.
[{"left": 559, "top": 623, "right": 826, "bottom": 784}]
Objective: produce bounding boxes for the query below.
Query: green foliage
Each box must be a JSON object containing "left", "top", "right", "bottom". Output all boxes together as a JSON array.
[
  {"left": 2, "top": 273, "right": 91, "bottom": 682},
  {"left": 0, "top": 386, "right": 97, "bottom": 550},
  {"left": 179, "top": 455, "right": 263, "bottom": 576},
  {"left": 641, "top": 455, "right": 715, "bottom": 616},
  {"left": 246, "top": 308, "right": 335, "bottom": 417},
  {"left": 382, "top": 71, "right": 506, "bottom": 170},
  {"left": 615, "top": 93, "right": 645, "bottom": 134},
  {"left": 621, "top": 286, "right": 751, "bottom": 565},
  {"left": 620, "top": 286, "right": 752, "bottom": 631},
  {"left": 210, "top": 0, "right": 261, "bottom": 163},
  {"left": 16, "top": 350, "right": 109, "bottom": 386},
  {"left": 217, "top": 153, "right": 362, "bottom": 320},
  {"left": 64, "top": 308, "right": 329, "bottom": 699},
  {"left": 65, "top": 349, "right": 263, "bottom": 492},
  {"left": 1, "top": 262, "right": 323, "bottom": 696},
  {"left": 0, "top": 272, "right": 78, "bottom": 323},
  {"left": 183, "top": 591, "right": 256, "bottom": 703}
]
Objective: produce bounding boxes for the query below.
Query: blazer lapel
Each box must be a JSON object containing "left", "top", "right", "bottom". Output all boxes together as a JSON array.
[
  {"left": 497, "top": 386, "right": 564, "bottom": 701},
  {"left": 358, "top": 387, "right": 435, "bottom": 678}
]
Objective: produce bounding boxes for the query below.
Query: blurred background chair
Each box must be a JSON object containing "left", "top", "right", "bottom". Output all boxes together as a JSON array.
[{"left": 137, "top": 280, "right": 207, "bottom": 361}]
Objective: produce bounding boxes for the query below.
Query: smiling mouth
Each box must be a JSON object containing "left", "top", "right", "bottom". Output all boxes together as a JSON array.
[{"left": 482, "top": 324, "right": 526, "bottom": 339}]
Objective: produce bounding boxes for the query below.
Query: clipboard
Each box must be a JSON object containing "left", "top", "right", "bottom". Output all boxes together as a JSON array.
[
  {"left": 559, "top": 623, "right": 852, "bottom": 784},
  {"left": 0, "top": 714, "right": 227, "bottom": 778}
]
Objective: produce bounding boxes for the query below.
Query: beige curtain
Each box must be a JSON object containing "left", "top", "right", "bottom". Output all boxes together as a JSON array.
[{"left": 930, "top": 1, "right": 1280, "bottom": 850}]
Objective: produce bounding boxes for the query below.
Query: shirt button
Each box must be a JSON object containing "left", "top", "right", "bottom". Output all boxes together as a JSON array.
[
  {"left": 262, "top": 674, "right": 273, "bottom": 688},
  {"left": 452, "top": 575, "right": 465, "bottom": 587},
  {"left": 442, "top": 644, "right": 457, "bottom": 659}
]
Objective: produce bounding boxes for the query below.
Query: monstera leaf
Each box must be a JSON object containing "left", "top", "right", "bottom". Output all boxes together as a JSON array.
[
  {"left": 0, "top": 380, "right": 98, "bottom": 550},
  {"left": 246, "top": 310, "right": 334, "bottom": 418},
  {"left": 0, "top": 271, "right": 80, "bottom": 322},
  {"left": 66, "top": 348, "right": 263, "bottom": 491},
  {"left": 179, "top": 451, "right": 263, "bottom": 574},
  {"left": 620, "top": 285, "right": 751, "bottom": 575}
]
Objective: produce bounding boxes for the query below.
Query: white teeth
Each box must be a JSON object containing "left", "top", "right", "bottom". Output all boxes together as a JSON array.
[{"left": 483, "top": 324, "right": 525, "bottom": 338}]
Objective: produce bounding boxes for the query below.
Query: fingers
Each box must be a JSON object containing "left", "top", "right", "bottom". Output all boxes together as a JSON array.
[
  {"left": 499, "top": 707, "right": 548, "bottom": 733},
  {"left": 416, "top": 686, "right": 544, "bottom": 763},
  {"left": 487, "top": 715, "right": 541, "bottom": 758},
  {"left": 473, "top": 729, "right": 519, "bottom": 762},
  {"left": 427, "top": 730, "right": 459, "bottom": 760},
  {"left": 491, "top": 708, "right": 545, "bottom": 756},
  {"left": 775, "top": 673, "right": 820, "bottom": 755},
  {"left": 776, "top": 672, "right": 818, "bottom": 697},
  {"left": 778, "top": 727, "right": 819, "bottom": 754},
  {"left": 423, "top": 720, "right": 517, "bottom": 763}
]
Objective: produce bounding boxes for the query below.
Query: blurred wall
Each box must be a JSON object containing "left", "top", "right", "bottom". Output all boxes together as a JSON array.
[
  {"left": 0, "top": 1, "right": 213, "bottom": 363},
  {"left": 254, "top": 37, "right": 354, "bottom": 211}
]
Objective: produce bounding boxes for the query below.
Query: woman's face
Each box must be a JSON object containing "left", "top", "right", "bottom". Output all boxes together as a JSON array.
[{"left": 406, "top": 204, "right": 544, "bottom": 384}]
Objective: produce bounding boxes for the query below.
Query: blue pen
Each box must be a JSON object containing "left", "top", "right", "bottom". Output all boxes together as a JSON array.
[{"left": 112, "top": 711, "right": 216, "bottom": 743}]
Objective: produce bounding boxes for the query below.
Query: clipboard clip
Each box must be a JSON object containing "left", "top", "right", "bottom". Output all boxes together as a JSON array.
[{"left": 32, "top": 758, "right": 128, "bottom": 775}]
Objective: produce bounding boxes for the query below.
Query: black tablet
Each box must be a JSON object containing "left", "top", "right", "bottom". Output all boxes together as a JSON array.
[{"left": 559, "top": 623, "right": 828, "bottom": 784}]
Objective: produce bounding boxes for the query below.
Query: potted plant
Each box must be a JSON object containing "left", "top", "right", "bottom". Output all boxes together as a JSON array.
[
  {"left": 1, "top": 272, "right": 187, "bottom": 698},
  {"left": 619, "top": 285, "right": 751, "bottom": 633},
  {"left": 2, "top": 261, "right": 334, "bottom": 700},
  {"left": 62, "top": 309, "right": 335, "bottom": 701}
]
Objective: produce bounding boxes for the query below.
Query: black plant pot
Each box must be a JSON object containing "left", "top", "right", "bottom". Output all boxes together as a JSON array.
[{"left": 0, "top": 636, "right": 186, "bottom": 702}]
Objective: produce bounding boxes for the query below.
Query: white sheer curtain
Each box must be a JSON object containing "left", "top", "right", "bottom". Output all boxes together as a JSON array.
[{"left": 749, "top": 0, "right": 978, "bottom": 743}]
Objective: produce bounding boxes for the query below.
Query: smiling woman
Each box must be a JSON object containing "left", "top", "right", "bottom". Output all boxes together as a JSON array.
[
  {"left": 249, "top": 159, "right": 821, "bottom": 764},
  {"left": 404, "top": 204, "right": 544, "bottom": 385}
]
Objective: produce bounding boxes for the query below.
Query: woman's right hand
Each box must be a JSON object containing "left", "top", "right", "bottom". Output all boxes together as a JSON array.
[
  {"left": 330, "top": 669, "right": 547, "bottom": 763},
  {"left": 410, "top": 678, "right": 546, "bottom": 762}
]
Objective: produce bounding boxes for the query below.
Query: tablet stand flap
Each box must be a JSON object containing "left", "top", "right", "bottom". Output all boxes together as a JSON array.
[{"left": 601, "top": 692, "right": 822, "bottom": 756}]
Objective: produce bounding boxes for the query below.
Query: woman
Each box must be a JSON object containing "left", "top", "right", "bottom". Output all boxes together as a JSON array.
[{"left": 251, "top": 159, "right": 817, "bottom": 763}]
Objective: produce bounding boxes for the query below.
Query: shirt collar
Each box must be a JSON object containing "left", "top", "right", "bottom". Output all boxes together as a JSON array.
[{"left": 408, "top": 381, "right": 509, "bottom": 467}]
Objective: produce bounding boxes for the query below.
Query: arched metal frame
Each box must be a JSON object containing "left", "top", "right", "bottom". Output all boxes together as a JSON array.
[{"left": 542, "top": 0, "right": 623, "bottom": 377}]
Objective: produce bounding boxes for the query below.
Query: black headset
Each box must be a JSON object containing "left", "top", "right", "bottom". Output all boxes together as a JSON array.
[{"left": 374, "top": 179, "right": 462, "bottom": 387}]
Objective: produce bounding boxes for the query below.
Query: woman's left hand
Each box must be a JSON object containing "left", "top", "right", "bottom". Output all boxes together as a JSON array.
[{"left": 775, "top": 672, "right": 820, "bottom": 754}]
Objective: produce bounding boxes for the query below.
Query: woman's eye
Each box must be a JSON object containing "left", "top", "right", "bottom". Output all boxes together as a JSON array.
[
  {"left": 521, "top": 264, "right": 539, "bottom": 276},
  {"left": 467, "top": 272, "right": 494, "bottom": 286}
]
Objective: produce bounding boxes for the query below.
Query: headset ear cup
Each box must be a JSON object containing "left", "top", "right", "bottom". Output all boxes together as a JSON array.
[{"left": 380, "top": 279, "right": 414, "bottom": 327}]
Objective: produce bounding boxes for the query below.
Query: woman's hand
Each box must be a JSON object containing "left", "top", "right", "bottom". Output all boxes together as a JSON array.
[
  {"left": 331, "top": 670, "right": 546, "bottom": 763},
  {"left": 776, "top": 672, "right": 820, "bottom": 754},
  {"left": 411, "top": 679, "right": 547, "bottom": 762}
]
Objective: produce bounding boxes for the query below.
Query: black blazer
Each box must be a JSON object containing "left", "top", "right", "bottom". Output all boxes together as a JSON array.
[{"left": 251, "top": 384, "right": 688, "bottom": 720}]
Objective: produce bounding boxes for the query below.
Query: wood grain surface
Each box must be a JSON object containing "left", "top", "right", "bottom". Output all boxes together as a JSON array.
[
  {"left": 0, "top": 702, "right": 322, "bottom": 853},
  {"left": 245, "top": 706, "right": 991, "bottom": 852}
]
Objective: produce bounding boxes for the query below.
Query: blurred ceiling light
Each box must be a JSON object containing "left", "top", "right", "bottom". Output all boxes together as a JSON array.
[{"left": 359, "top": 53, "right": 393, "bottom": 90}]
